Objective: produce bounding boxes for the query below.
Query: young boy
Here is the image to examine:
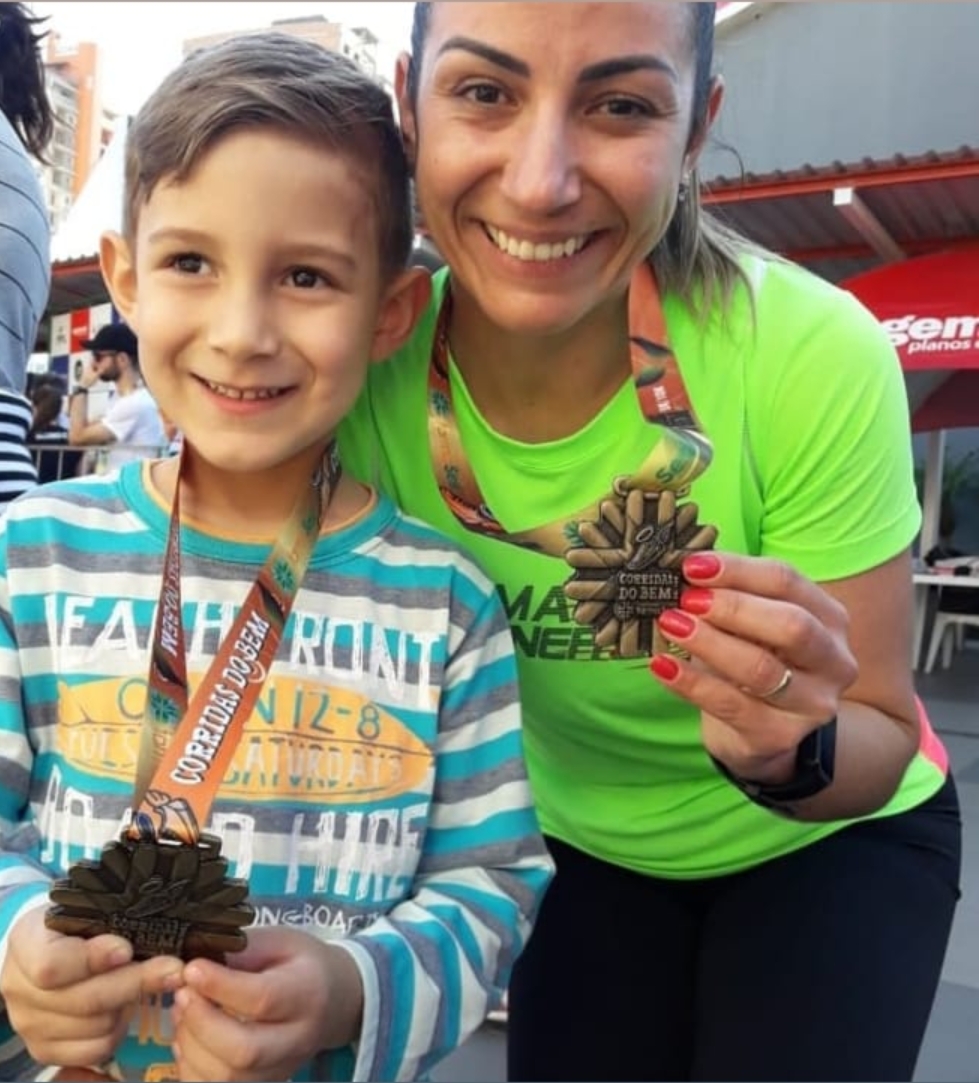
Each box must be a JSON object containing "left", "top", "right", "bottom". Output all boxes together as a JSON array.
[{"left": 0, "top": 34, "right": 552, "bottom": 1083}]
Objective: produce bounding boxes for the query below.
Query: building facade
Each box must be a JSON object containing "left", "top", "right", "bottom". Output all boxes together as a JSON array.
[{"left": 39, "top": 35, "right": 115, "bottom": 232}]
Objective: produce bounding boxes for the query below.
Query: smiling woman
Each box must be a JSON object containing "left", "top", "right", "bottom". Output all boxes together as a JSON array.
[{"left": 338, "top": 3, "right": 962, "bottom": 1081}]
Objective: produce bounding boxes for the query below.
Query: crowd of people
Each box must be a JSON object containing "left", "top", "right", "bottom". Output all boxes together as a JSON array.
[{"left": 0, "top": 3, "right": 962, "bottom": 1083}]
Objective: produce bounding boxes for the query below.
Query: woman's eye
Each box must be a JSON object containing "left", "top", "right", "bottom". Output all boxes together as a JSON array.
[
  {"left": 460, "top": 82, "right": 504, "bottom": 106},
  {"left": 596, "top": 97, "right": 653, "bottom": 119}
]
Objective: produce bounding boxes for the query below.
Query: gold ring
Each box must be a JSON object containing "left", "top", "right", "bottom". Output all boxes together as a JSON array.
[{"left": 752, "top": 666, "right": 793, "bottom": 702}]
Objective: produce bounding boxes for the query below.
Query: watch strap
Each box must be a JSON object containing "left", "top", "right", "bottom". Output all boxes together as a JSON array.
[{"left": 710, "top": 715, "right": 838, "bottom": 816}]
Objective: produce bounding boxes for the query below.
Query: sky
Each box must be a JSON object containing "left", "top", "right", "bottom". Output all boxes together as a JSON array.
[{"left": 30, "top": 2, "right": 416, "bottom": 116}]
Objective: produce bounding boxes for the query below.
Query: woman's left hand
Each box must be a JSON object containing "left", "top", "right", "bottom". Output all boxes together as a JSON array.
[{"left": 649, "top": 551, "right": 859, "bottom": 784}]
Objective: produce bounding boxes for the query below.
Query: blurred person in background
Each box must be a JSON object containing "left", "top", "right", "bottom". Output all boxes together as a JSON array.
[
  {"left": 67, "top": 322, "right": 167, "bottom": 471},
  {"left": 28, "top": 382, "right": 81, "bottom": 483},
  {"left": 0, "top": 1, "right": 54, "bottom": 512}
]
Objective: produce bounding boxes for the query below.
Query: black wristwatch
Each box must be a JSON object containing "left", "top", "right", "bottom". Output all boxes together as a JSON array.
[{"left": 710, "top": 716, "right": 838, "bottom": 817}]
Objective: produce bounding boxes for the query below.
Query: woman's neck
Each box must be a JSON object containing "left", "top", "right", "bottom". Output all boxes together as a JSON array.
[
  {"left": 446, "top": 288, "right": 633, "bottom": 444},
  {"left": 152, "top": 445, "right": 368, "bottom": 539}
]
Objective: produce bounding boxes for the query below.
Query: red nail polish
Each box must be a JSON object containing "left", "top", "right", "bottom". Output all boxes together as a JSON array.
[
  {"left": 684, "top": 553, "right": 722, "bottom": 581},
  {"left": 650, "top": 654, "right": 681, "bottom": 681},
  {"left": 658, "top": 609, "right": 696, "bottom": 639},
  {"left": 680, "top": 587, "right": 714, "bottom": 615}
]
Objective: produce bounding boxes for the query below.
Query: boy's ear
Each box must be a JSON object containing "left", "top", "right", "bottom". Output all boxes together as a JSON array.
[
  {"left": 370, "top": 266, "right": 432, "bottom": 362},
  {"left": 99, "top": 231, "right": 139, "bottom": 328}
]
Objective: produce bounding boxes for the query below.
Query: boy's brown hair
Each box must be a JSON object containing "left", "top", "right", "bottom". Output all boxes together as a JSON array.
[{"left": 123, "top": 32, "right": 412, "bottom": 282}]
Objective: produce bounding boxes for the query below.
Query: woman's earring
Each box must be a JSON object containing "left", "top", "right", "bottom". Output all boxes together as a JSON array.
[{"left": 677, "top": 175, "right": 691, "bottom": 204}]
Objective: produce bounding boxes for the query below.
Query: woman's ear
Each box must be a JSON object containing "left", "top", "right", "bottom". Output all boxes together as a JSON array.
[
  {"left": 371, "top": 267, "right": 432, "bottom": 361},
  {"left": 99, "top": 231, "right": 139, "bottom": 329},
  {"left": 685, "top": 75, "right": 725, "bottom": 174},
  {"left": 394, "top": 51, "right": 418, "bottom": 169}
]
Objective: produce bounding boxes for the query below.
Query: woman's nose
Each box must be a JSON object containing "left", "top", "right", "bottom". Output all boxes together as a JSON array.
[{"left": 499, "top": 112, "right": 582, "bottom": 214}]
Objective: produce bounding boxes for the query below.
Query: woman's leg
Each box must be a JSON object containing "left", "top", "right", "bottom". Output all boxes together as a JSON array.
[
  {"left": 507, "top": 837, "right": 702, "bottom": 1082},
  {"left": 692, "top": 777, "right": 962, "bottom": 1082}
]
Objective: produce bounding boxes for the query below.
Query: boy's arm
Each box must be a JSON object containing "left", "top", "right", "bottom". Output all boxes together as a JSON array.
[
  {"left": 0, "top": 544, "right": 58, "bottom": 1074},
  {"left": 333, "top": 580, "right": 554, "bottom": 1082}
]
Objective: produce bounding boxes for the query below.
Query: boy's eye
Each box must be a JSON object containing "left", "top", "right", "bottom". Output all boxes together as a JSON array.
[
  {"left": 289, "top": 267, "right": 328, "bottom": 289},
  {"left": 169, "top": 253, "right": 206, "bottom": 274}
]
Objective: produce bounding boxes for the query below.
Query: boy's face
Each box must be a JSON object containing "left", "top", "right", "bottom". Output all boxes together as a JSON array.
[{"left": 103, "top": 128, "right": 417, "bottom": 480}]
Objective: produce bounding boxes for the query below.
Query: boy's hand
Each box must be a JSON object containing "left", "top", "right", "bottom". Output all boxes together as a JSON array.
[
  {"left": 0, "top": 908, "right": 183, "bottom": 1070},
  {"left": 171, "top": 927, "right": 364, "bottom": 1082}
]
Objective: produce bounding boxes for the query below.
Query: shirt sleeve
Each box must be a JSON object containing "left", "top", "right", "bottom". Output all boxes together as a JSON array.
[
  {"left": 330, "top": 570, "right": 554, "bottom": 1082},
  {"left": 748, "top": 269, "right": 921, "bottom": 581},
  {"left": 100, "top": 394, "right": 139, "bottom": 444}
]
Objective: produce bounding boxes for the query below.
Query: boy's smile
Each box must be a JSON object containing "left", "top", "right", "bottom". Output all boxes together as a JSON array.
[{"left": 102, "top": 127, "right": 414, "bottom": 527}]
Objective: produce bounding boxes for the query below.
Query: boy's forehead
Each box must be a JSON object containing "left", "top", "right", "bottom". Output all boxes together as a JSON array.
[
  {"left": 134, "top": 129, "right": 381, "bottom": 252},
  {"left": 145, "top": 130, "right": 375, "bottom": 207}
]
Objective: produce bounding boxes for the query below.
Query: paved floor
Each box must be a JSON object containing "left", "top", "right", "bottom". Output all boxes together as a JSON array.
[{"left": 436, "top": 646, "right": 979, "bottom": 1082}]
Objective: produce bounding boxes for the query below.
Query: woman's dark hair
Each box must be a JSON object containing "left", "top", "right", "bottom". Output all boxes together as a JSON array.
[
  {"left": 406, "top": 2, "right": 764, "bottom": 319},
  {"left": 0, "top": 2, "right": 55, "bottom": 160}
]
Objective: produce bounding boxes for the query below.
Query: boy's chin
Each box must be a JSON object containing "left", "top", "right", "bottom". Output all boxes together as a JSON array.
[{"left": 181, "top": 441, "right": 328, "bottom": 478}]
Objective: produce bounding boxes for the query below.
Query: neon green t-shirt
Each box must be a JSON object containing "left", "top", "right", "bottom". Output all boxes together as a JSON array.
[{"left": 340, "top": 256, "right": 946, "bottom": 878}]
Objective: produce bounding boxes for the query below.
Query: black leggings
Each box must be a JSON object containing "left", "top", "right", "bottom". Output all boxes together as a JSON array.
[{"left": 507, "top": 776, "right": 961, "bottom": 1082}]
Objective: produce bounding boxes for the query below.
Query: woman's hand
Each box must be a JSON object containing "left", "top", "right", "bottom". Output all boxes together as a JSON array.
[
  {"left": 171, "top": 927, "right": 364, "bottom": 1082},
  {"left": 649, "top": 549, "right": 922, "bottom": 819},
  {"left": 650, "top": 551, "right": 859, "bottom": 783}
]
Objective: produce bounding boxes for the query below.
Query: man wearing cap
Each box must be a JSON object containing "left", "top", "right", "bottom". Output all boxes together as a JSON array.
[{"left": 68, "top": 322, "right": 167, "bottom": 471}]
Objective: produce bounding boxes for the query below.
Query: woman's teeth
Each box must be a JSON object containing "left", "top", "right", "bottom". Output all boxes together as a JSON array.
[{"left": 485, "top": 225, "right": 589, "bottom": 262}]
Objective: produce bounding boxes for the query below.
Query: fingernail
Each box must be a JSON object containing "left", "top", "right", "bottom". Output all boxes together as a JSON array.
[
  {"left": 650, "top": 654, "right": 681, "bottom": 681},
  {"left": 684, "top": 553, "right": 722, "bottom": 581},
  {"left": 108, "top": 946, "right": 132, "bottom": 967},
  {"left": 658, "top": 609, "right": 696, "bottom": 639},
  {"left": 680, "top": 587, "right": 714, "bottom": 615}
]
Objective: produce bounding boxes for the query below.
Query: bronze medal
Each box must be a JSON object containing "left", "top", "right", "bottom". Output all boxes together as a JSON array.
[
  {"left": 564, "top": 487, "right": 718, "bottom": 658},
  {"left": 45, "top": 833, "right": 254, "bottom": 963}
]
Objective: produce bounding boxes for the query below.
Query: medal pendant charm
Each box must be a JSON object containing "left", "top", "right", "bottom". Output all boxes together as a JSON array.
[
  {"left": 45, "top": 833, "right": 254, "bottom": 963},
  {"left": 564, "top": 488, "right": 719, "bottom": 658}
]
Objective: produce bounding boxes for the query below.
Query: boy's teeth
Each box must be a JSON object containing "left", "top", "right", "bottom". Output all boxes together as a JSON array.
[
  {"left": 206, "top": 380, "right": 283, "bottom": 401},
  {"left": 486, "top": 225, "right": 588, "bottom": 262}
]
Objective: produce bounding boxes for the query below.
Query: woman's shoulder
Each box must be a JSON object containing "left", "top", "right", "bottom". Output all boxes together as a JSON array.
[{"left": 749, "top": 253, "right": 887, "bottom": 342}]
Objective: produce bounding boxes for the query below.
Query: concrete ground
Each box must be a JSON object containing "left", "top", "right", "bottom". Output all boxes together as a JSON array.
[{"left": 435, "top": 646, "right": 979, "bottom": 1083}]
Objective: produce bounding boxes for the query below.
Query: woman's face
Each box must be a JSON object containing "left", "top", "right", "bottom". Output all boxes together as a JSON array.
[{"left": 399, "top": 2, "right": 719, "bottom": 338}]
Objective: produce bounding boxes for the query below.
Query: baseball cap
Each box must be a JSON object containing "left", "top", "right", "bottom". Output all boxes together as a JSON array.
[{"left": 82, "top": 323, "right": 138, "bottom": 358}]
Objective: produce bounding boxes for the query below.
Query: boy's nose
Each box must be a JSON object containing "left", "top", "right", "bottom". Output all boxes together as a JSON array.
[{"left": 207, "top": 287, "right": 279, "bottom": 361}]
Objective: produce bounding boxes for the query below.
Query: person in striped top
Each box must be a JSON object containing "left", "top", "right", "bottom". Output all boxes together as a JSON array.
[
  {"left": 0, "top": 33, "right": 552, "bottom": 1083},
  {"left": 0, "top": 3, "right": 54, "bottom": 513}
]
